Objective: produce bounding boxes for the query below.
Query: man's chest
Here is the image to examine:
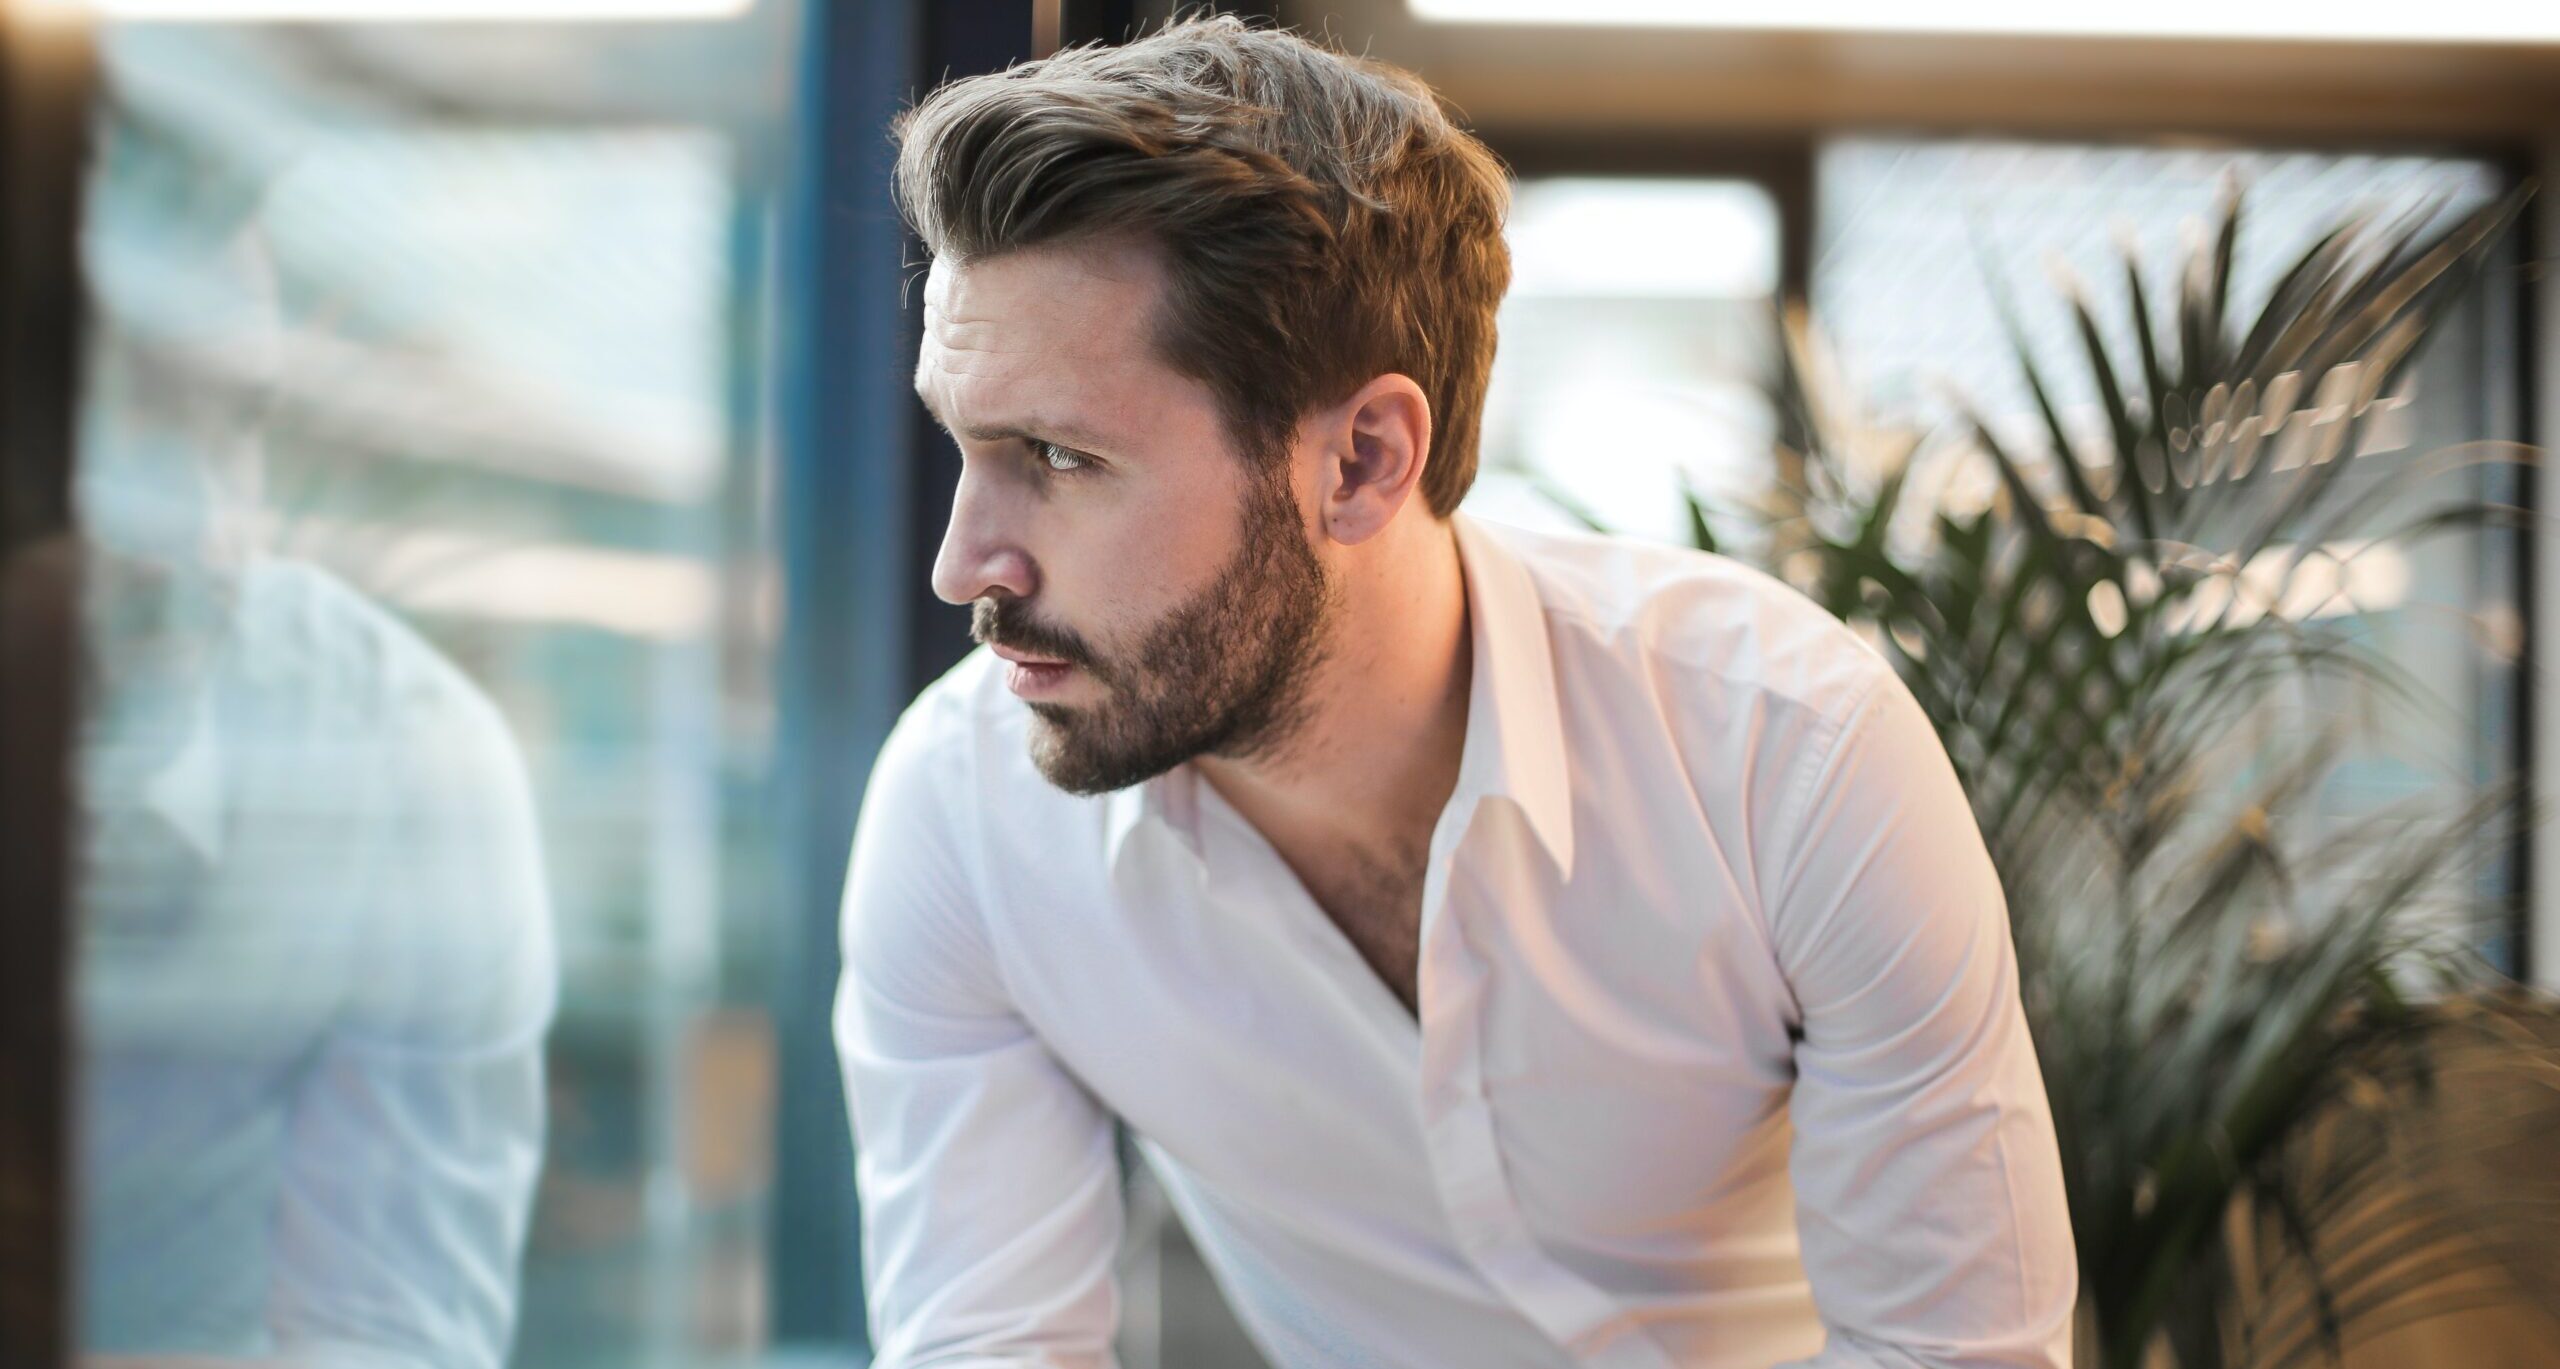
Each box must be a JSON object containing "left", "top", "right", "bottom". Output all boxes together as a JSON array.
[
  {"left": 1291, "top": 844, "right": 1426, "bottom": 1020},
  {"left": 998, "top": 811, "right": 1808, "bottom": 1249}
]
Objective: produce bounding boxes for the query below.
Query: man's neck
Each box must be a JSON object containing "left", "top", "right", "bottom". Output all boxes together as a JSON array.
[{"left": 1193, "top": 515, "right": 1472, "bottom": 875}]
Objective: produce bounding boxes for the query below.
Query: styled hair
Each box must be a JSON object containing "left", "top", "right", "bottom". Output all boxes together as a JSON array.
[{"left": 891, "top": 15, "right": 1511, "bottom": 517}]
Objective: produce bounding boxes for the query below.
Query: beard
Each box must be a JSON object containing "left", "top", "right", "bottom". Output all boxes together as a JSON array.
[{"left": 973, "top": 465, "right": 1334, "bottom": 796}]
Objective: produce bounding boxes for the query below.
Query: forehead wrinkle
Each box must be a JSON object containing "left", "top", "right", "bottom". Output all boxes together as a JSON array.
[
  {"left": 921, "top": 327, "right": 1147, "bottom": 439},
  {"left": 914, "top": 356, "right": 1121, "bottom": 453},
  {"left": 914, "top": 246, "right": 1188, "bottom": 458},
  {"left": 922, "top": 296, "right": 1140, "bottom": 383},
  {"left": 928, "top": 250, "right": 1157, "bottom": 351}
]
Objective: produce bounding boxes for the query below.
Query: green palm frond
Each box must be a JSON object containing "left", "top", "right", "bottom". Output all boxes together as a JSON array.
[{"left": 1740, "top": 183, "right": 2558, "bottom": 1368}]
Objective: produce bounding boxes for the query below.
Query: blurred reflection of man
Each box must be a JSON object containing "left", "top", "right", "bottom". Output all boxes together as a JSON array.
[
  {"left": 837, "top": 17, "right": 2077, "bottom": 1369},
  {"left": 70, "top": 142, "right": 555, "bottom": 1369}
]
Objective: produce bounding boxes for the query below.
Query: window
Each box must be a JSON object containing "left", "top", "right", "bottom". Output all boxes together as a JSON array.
[
  {"left": 70, "top": 15, "right": 799, "bottom": 1365},
  {"left": 1464, "top": 176, "right": 1785, "bottom": 563}
]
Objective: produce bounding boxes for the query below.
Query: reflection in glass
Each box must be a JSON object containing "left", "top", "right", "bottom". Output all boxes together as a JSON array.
[
  {"left": 72, "top": 93, "right": 556, "bottom": 1369},
  {"left": 67, "top": 13, "right": 795, "bottom": 1366}
]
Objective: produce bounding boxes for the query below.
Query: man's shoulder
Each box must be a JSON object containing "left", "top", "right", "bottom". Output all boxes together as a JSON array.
[
  {"left": 899, "top": 644, "right": 1029, "bottom": 749},
  {"left": 236, "top": 556, "right": 480, "bottom": 711},
  {"left": 852, "top": 649, "right": 1118, "bottom": 986},
  {"left": 1478, "top": 515, "right": 1892, "bottom": 724},
  {"left": 233, "top": 556, "right": 532, "bottom": 785},
  {"left": 871, "top": 646, "right": 1098, "bottom": 846}
]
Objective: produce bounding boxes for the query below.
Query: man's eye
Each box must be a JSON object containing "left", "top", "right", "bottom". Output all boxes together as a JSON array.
[{"left": 1037, "top": 442, "right": 1090, "bottom": 474}]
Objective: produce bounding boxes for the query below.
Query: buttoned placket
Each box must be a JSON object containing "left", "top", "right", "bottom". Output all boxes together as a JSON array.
[
  {"left": 1412, "top": 800, "right": 1679, "bottom": 1369},
  {"left": 1117, "top": 799, "right": 1708, "bottom": 1369}
]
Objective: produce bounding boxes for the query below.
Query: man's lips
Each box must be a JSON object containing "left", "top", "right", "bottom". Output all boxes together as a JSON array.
[
  {"left": 988, "top": 642, "right": 1080, "bottom": 698},
  {"left": 987, "top": 643, "right": 1071, "bottom": 669}
]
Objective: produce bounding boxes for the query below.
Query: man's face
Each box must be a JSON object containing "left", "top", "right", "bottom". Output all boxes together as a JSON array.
[{"left": 917, "top": 236, "right": 1333, "bottom": 795}]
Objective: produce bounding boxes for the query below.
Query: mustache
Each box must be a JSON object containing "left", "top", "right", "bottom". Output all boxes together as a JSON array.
[{"left": 971, "top": 597, "right": 1097, "bottom": 670}]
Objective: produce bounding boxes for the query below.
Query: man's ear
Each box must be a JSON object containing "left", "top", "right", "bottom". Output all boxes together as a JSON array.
[{"left": 1315, "top": 374, "right": 1433, "bottom": 547}]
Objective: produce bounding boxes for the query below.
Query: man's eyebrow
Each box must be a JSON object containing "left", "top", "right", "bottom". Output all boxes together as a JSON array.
[{"left": 913, "top": 382, "right": 1115, "bottom": 453}]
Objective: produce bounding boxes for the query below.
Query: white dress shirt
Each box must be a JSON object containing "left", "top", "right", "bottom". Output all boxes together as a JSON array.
[
  {"left": 836, "top": 512, "right": 2077, "bottom": 1369},
  {"left": 77, "top": 556, "right": 555, "bottom": 1369}
]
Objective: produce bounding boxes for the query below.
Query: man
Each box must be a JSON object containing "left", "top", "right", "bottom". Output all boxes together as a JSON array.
[{"left": 837, "top": 17, "right": 2076, "bottom": 1369}]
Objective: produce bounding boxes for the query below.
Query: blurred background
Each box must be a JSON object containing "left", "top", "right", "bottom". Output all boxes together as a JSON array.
[{"left": 0, "top": 1, "right": 2555, "bottom": 1367}]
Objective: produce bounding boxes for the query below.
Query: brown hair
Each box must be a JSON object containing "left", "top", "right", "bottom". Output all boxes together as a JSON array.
[{"left": 891, "top": 15, "right": 1511, "bottom": 517}]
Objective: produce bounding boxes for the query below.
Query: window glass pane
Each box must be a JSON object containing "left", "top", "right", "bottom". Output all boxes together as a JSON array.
[
  {"left": 1812, "top": 139, "right": 2502, "bottom": 427},
  {"left": 70, "top": 15, "right": 794, "bottom": 1367},
  {"left": 1464, "top": 176, "right": 1783, "bottom": 561},
  {"left": 1811, "top": 137, "right": 2521, "bottom": 966}
]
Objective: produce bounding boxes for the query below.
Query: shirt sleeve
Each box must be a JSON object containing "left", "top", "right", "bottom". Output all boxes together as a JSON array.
[
  {"left": 834, "top": 703, "right": 1125, "bottom": 1369},
  {"left": 1763, "top": 668, "right": 2078, "bottom": 1369},
  {"left": 264, "top": 673, "right": 556, "bottom": 1369}
]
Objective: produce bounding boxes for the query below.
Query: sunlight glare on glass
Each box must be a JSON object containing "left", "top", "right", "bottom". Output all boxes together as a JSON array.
[
  {"left": 1507, "top": 179, "right": 1778, "bottom": 299},
  {"left": 1409, "top": 0, "right": 2560, "bottom": 44},
  {"left": 25, "top": 0, "right": 750, "bottom": 20}
]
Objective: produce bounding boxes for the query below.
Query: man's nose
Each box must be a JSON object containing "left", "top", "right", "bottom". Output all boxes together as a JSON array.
[{"left": 929, "top": 476, "right": 1038, "bottom": 607}]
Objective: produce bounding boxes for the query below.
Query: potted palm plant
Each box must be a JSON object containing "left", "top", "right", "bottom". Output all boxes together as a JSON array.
[{"left": 1562, "top": 181, "right": 2560, "bottom": 1367}]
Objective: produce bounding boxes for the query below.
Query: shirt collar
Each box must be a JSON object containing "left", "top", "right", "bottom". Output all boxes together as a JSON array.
[
  {"left": 139, "top": 681, "right": 227, "bottom": 865},
  {"left": 1447, "top": 510, "right": 1575, "bottom": 879},
  {"left": 1105, "top": 511, "right": 1574, "bottom": 882},
  {"left": 1104, "top": 772, "right": 1148, "bottom": 867}
]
